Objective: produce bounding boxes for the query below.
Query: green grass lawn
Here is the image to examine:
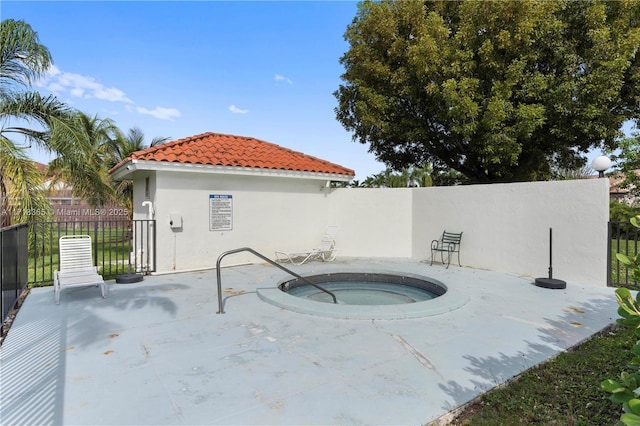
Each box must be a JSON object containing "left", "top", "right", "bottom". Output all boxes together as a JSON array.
[
  {"left": 29, "top": 225, "right": 134, "bottom": 285},
  {"left": 447, "top": 237, "right": 637, "bottom": 424},
  {"left": 447, "top": 324, "right": 632, "bottom": 425}
]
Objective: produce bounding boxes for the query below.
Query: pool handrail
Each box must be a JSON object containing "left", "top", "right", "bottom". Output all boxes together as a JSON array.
[{"left": 215, "top": 247, "right": 337, "bottom": 313}]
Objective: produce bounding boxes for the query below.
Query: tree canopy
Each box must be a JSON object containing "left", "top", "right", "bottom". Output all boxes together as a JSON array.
[
  {"left": 335, "top": 0, "right": 640, "bottom": 183},
  {"left": 610, "top": 132, "right": 640, "bottom": 199}
]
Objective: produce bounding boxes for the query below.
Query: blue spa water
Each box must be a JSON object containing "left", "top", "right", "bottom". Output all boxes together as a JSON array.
[{"left": 286, "top": 281, "right": 439, "bottom": 305}]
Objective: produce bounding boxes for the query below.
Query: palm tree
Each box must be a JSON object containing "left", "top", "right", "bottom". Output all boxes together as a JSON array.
[
  {"left": 105, "top": 127, "right": 171, "bottom": 214},
  {"left": 47, "top": 111, "right": 119, "bottom": 207},
  {"left": 0, "top": 19, "right": 77, "bottom": 225},
  {"left": 407, "top": 164, "right": 433, "bottom": 188},
  {"left": 0, "top": 136, "right": 51, "bottom": 226},
  {"left": 357, "top": 164, "right": 436, "bottom": 188},
  {"left": 105, "top": 127, "right": 170, "bottom": 169}
]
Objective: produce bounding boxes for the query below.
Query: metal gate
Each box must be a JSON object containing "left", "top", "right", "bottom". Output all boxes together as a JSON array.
[
  {"left": 29, "top": 219, "right": 156, "bottom": 286},
  {"left": 608, "top": 221, "right": 640, "bottom": 287}
]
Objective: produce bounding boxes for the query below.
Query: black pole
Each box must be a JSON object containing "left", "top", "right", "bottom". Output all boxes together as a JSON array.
[
  {"left": 548, "top": 228, "right": 553, "bottom": 279},
  {"left": 535, "top": 227, "right": 566, "bottom": 289}
]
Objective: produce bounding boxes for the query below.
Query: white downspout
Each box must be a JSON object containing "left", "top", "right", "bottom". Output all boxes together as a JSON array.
[
  {"left": 141, "top": 201, "right": 155, "bottom": 272},
  {"left": 142, "top": 201, "right": 154, "bottom": 220}
]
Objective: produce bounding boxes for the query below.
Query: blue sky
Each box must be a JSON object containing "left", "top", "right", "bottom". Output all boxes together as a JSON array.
[
  {"left": 4, "top": 1, "right": 635, "bottom": 178},
  {"left": 4, "top": 0, "right": 389, "bottom": 180}
]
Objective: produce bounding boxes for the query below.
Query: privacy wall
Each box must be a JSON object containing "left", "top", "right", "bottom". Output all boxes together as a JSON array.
[
  {"left": 133, "top": 173, "right": 609, "bottom": 285},
  {"left": 328, "top": 179, "right": 609, "bottom": 285},
  {"left": 410, "top": 179, "right": 610, "bottom": 285}
]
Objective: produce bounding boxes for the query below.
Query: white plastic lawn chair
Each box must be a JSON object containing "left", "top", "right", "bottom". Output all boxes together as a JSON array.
[
  {"left": 54, "top": 235, "right": 107, "bottom": 304},
  {"left": 275, "top": 226, "right": 339, "bottom": 265}
]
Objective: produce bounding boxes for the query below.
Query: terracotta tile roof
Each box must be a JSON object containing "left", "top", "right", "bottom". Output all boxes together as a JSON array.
[
  {"left": 111, "top": 132, "right": 355, "bottom": 177},
  {"left": 33, "top": 161, "right": 48, "bottom": 173}
]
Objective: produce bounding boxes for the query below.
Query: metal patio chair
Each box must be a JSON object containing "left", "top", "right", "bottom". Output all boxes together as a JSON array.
[
  {"left": 430, "top": 231, "right": 463, "bottom": 268},
  {"left": 275, "top": 226, "right": 339, "bottom": 265}
]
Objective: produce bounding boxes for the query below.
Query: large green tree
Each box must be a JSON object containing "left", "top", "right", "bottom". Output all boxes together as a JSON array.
[
  {"left": 610, "top": 132, "right": 640, "bottom": 200},
  {"left": 335, "top": 0, "right": 640, "bottom": 183}
]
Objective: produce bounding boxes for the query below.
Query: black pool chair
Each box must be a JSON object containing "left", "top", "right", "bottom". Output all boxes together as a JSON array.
[{"left": 430, "top": 231, "right": 463, "bottom": 268}]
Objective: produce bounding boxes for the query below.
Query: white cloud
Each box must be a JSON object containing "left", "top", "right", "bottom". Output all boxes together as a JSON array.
[
  {"left": 37, "top": 65, "right": 134, "bottom": 103},
  {"left": 136, "top": 106, "right": 181, "bottom": 121},
  {"left": 274, "top": 74, "right": 293, "bottom": 84},
  {"left": 229, "top": 105, "right": 249, "bottom": 114},
  {"left": 36, "top": 65, "right": 182, "bottom": 121}
]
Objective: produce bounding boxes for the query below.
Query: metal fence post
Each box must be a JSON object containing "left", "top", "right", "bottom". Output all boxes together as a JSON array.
[
  {"left": 1, "top": 223, "right": 28, "bottom": 333},
  {"left": 607, "top": 221, "right": 613, "bottom": 286},
  {"left": 94, "top": 221, "right": 98, "bottom": 269}
]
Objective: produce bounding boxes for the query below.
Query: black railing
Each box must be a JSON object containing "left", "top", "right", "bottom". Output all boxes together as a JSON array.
[
  {"left": 608, "top": 221, "right": 640, "bottom": 287},
  {"left": 29, "top": 220, "right": 156, "bottom": 286},
  {"left": 1, "top": 223, "right": 28, "bottom": 334}
]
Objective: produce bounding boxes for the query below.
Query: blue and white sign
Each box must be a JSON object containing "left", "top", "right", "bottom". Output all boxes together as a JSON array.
[{"left": 209, "top": 194, "right": 233, "bottom": 231}]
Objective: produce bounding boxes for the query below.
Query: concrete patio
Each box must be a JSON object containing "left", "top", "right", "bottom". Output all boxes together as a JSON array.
[{"left": 0, "top": 257, "right": 619, "bottom": 425}]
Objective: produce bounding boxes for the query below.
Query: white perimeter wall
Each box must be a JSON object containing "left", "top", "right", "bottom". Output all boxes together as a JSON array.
[
  {"left": 132, "top": 172, "right": 610, "bottom": 285},
  {"left": 410, "top": 179, "right": 610, "bottom": 285}
]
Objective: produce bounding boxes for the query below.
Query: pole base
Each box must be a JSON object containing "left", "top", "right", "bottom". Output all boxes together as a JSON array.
[
  {"left": 534, "top": 277, "right": 566, "bottom": 290},
  {"left": 116, "top": 273, "right": 144, "bottom": 284}
]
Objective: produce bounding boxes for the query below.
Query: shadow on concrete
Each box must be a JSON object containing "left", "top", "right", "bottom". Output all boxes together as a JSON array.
[{"left": 438, "top": 294, "right": 617, "bottom": 416}]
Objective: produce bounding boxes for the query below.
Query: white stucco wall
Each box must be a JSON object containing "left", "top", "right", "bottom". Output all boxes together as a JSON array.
[
  {"left": 131, "top": 171, "right": 609, "bottom": 285},
  {"left": 327, "top": 188, "right": 414, "bottom": 257},
  {"left": 410, "top": 179, "right": 610, "bottom": 285},
  {"left": 133, "top": 171, "right": 335, "bottom": 270}
]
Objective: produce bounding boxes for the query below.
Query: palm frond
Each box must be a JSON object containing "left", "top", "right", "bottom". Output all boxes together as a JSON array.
[
  {"left": 0, "top": 19, "right": 52, "bottom": 88},
  {"left": 46, "top": 111, "right": 119, "bottom": 207},
  {"left": 0, "top": 91, "right": 75, "bottom": 149},
  {"left": 0, "top": 135, "right": 52, "bottom": 224}
]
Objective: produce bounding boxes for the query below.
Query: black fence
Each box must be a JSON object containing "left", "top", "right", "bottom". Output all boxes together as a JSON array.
[
  {"left": 1, "top": 223, "right": 28, "bottom": 334},
  {"left": 29, "top": 220, "right": 156, "bottom": 286},
  {"left": 608, "top": 221, "right": 640, "bottom": 287}
]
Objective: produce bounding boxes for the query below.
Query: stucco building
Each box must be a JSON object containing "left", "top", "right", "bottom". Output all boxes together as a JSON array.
[{"left": 110, "top": 131, "right": 610, "bottom": 285}]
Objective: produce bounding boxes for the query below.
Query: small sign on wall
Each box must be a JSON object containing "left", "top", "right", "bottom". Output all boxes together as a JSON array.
[{"left": 209, "top": 194, "right": 233, "bottom": 231}]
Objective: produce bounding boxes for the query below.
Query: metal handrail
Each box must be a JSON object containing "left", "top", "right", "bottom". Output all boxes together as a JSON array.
[{"left": 215, "top": 247, "right": 337, "bottom": 314}]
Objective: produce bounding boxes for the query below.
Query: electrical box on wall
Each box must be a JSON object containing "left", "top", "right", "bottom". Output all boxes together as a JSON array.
[{"left": 169, "top": 213, "right": 182, "bottom": 229}]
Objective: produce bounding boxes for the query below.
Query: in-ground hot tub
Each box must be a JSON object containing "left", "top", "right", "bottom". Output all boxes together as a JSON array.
[
  {"left": 281, "top": 273, "right": 445, "bottom": 305},
  {"left": 256, "top": 271, "right": 469, "bottom": 320}
]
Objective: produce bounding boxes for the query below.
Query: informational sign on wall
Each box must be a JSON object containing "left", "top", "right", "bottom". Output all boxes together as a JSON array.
[{"left": 209, "top": 194, "right": 233, "bottom": 231}]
